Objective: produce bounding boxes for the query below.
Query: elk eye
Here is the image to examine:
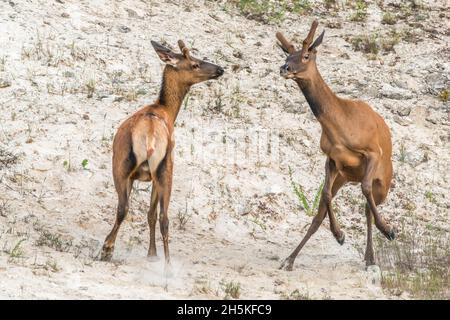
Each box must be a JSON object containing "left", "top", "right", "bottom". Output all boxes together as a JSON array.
[
  {"left": 192, "top": 63, "right": 200, "bottom": 69},
  {"left": 304, "top": 54, "right": 309, "bottom": 60}
]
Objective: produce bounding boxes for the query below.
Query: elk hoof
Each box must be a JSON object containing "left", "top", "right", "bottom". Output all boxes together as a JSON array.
[
  {"left": 365, "top": 259, "right": 376, "bottom": 267},
  {"left": 336, "top": 232, "right": 345, "bottom": 245},
  {"left": 100, "top": 247, "right": 113, "bottom": 262},
  {"left": 279, "top": 258, "right": 294, "bottom": 271},
  {"left": 385, "top": 227, "right": 396, "bottom": 241}
]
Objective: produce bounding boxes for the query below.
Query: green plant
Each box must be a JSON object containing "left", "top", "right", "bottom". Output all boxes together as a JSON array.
[
  {"left": 81, "top": 159, "right": 89, "bottom": 170},
  {"left": 349, "top": 0, "right": 368, "bottom": 22},
  {"left": 281, "top": 289, "right": 311, "bottom": 300},
  {"left": 288, "top": 167, "right": 323, "bottom": 216},
  {"left": 376, "top": 219, "right": 449, "bottom": 299},
  {"left": 398, "top": 142, "right": 407, "bottom": 163},
  {"left": 0, "top": 147, "right": 19, "bottom": 169},
  {"left": 350, "top": 34, "right": 379, "bottom": 55},
  {"left": 8, "top": 239, "right": 26, "bottom": 259},
  {"left": 221, "top": 280, "right": 241, "bottom": 299},
  {"left": 85, "top": 78, "right": 96, "bottom": 98},
  {"left": 35, "top": 230, "right": 73, "bottom": 252},
  {"left": 177, "top": 199, "right": 191, "bottom": 230},
  {"left": 438, "top": 89, "right": 450, "bottom": 102},
  {"left": 63, "top": 160, "right": 71, "bottom": 171},
  {"left": 382, "top": 12, "right": 397, "bottom": 25},
  {"left": 424, "top": 191, "right": 437, "bottom": 204}
]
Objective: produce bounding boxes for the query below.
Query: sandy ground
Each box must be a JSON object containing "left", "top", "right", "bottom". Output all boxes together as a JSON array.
[{"left": 0, "top": 0, "right": 448, "bottom": 299}]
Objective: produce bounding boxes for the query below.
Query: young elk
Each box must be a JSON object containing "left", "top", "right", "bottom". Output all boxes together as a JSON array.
[
  {"left": 276, "top": 20, "right": 395, "bottom": 271},
  {"left": 100, "top": 40, "right": 224, "bottom": 273}
]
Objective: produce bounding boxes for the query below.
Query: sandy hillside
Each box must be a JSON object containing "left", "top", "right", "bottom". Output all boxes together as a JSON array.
[{"left": 0, "top": 0, "right": 448, "bottom": 299}]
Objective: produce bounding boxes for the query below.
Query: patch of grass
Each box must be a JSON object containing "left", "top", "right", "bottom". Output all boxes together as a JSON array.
[
  {"left": 424, "top": 191, "right": 437, "bottom": 205},
  {"left": 35, "top": 230, "right": 73, "bottom": 252},
  {"left": 0, "top": 147, "right": 19, "bottom": 170},
  {"left": 382, "top": 12, "right": 397, "bottom": 25},
  {"left": 0, "top": 56, "right": 5, "bottom": 71},
  {"left": 288, "top": 167, "right": 323, "bottom": 217},
  {"left": 281, "top": 289, "right": 311, "bottom": 300},
  {"left": 177, "top": 199, "right": 192, "bottom": 230},
  {"left": 438, "top": 89, "right": 450, "bottom": 102},
  {"left": 5, "top": 239, "right": 26, "bottom": 261},
  {"left": 81, "top": 159, "right": 89, "bottom": 170},
  {"left": 349, "top": 0, "right": 368, "bottom": 22},
  {"left": 221, "top": 280, "right": 241, "bottom": 299},
  {"left": 350, "top": 34, "right": 379, "bottom": 55},
  {"left": 0, "top": 199, "right": 10, "bottom": 217},
  {"left": 233, "top": 0, "right": 311, "bottom": 24},
  {"left": 85, "top": 78, "right": 96, "bottom": 98},
  {"left": 376, "top": 219, "right": 449, "bottom": 299},
  {"left": 398, "top": 142, "right": 407, "bottom": 163}
]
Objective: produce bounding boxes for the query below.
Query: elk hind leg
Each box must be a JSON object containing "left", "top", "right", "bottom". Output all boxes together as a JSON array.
[{"left": 101, "top": 177, "right": 132, "bottom": 261}]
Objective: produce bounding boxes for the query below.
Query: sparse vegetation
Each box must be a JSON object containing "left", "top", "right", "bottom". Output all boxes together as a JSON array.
[
  {"left": 349, "top": 0, "right": 368, "bottom": 22},
  {"left": 288, "top": 167, "right": 323, "bottom": 217},
  {"left": 81, "top": 159, "right": 89, "bottom": 170},
  {"left": 177, "top": 198, "right": 192, "bottom": 230},
  {"left": 438, "top": 89, "right": 450, "bottom": 102},
  {"left": 221, "top": 280, "right": 241, "bottom": 299},
  {"left": 85, "top": 78, "right": 96, "bottom": 98},
  {"left": 376, "top": 219, "right": 449, "bottom": 299},
  {"left": 35, "top": 230, "right": 73, "bottom": 252},
  {"left": 5, "top": 239, "right": 26, "bottom": 261},
  {"left": 233, "top": 0, "right": 311, "bottom": 24},
  {"left": 0, "top": 147, "right": 19, "bottom": 170},
  {"left": 281, "top": 289, "right": 311, "bottom": 300},
  {"left": 382, "top": 12, "right": 397, "bottom": 25}
]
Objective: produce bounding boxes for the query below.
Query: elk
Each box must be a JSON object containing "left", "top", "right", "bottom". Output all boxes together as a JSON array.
[
  {"left": 276, "top": 20, "right": 395, "bottom": 271},
  {"left": 100, "top": 40, "right": 224, "bottom": 274}
]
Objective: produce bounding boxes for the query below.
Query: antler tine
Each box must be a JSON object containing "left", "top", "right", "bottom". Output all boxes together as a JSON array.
[
  {"left": 178, "top": 40, "right": 191, "bottom": 60},
  {"left": 301, "top": 20, "right": 319, "bottom": 54},
  {"left": 276, "top": 32, "right": 295, "bottom": 54}
]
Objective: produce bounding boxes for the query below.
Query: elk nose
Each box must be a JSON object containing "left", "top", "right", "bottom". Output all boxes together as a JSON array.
[
  {"left": 216, "top": 67, "right": 224, "bottom": 76},
  {"left": 280, "top": 64, "right": 289, "bottom": 75}
]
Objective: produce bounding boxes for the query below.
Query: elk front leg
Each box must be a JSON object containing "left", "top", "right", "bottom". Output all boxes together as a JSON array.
[
  {"left": 324, "top": 159, "right": 345, "bottom": 244},
  {"left": 101, "top": 178, "right": 132, "bottom": 261},
  {"left": 364, "top": 203, "right": 375, "bottom": 266},
  {"left": 280, "top": 196, "right": 328, "bottom": 271},
  {"left": 147, "top": 186, "right": 159, "bottom": 260},
  {"left": 153, "top": 157, "right": 173, "bottom": 276},
  {"left": 361, "top": 153, "right": 395, "bottom": 241}
]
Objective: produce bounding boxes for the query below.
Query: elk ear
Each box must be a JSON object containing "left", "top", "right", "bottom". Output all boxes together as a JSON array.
[
  {"left": 308, "top": 30, "right": 325, "bottom": 52},
  {"left": 151, "top": 41, "right": 179, "bottom": 66}
]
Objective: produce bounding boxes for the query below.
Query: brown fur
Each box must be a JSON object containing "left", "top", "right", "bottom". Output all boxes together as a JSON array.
[
  {"left": 100, "top": 41, "right": 224, "bottom": 274},
  {"left": 277, "top": 21, "right": 395, "bottom": 271}
]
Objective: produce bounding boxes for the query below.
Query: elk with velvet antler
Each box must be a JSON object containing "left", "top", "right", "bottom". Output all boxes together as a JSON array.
[
  {"left": 276, "top": 21, "right": 395, "bottom": 271},
  {"left": 100, "top": 40, "right": 224, "bottom": 274}
]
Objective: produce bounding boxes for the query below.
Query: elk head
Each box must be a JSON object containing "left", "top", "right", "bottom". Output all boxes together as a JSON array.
[
  {"left": 277, "top": 20, "right": 325, "bottom": 80},
  {"left": 151, "top": 40, "right": 224, "bottom": 85}
]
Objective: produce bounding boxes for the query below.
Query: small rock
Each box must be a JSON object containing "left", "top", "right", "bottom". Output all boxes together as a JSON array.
[
  {"left": 380, "top": 83, "right": 413, "bottom": 100},
  {"left": 82, "top": 114, "right": 90, "bottom": 120},
  {"left": 125, "top": 8, "right": 138, "bottom": 18},
  {"left": 61, "top": 12, "right": 70, "bottom": 18},
  {"left": 393, "top": 115, "right": 412, "bottom": 126},
  {"left": 396, "top": 106, "right": 411, "bottom": 117},
  {"left": 0, "top": 78, "right": 11, "bottom": 88},
  {"left": 265, "top": 184, "right": 283, "bottom": 195},
  {"left": 118, "top": 25, "right": 131, "bottom": 33}
]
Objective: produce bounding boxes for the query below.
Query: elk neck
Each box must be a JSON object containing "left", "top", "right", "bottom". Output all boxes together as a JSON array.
[
  {"left": 295, "top": 64, "right": 340, "bottom": 124},
  {"left": 157, "top": 65, "right": 191, "bottom": 124}
]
